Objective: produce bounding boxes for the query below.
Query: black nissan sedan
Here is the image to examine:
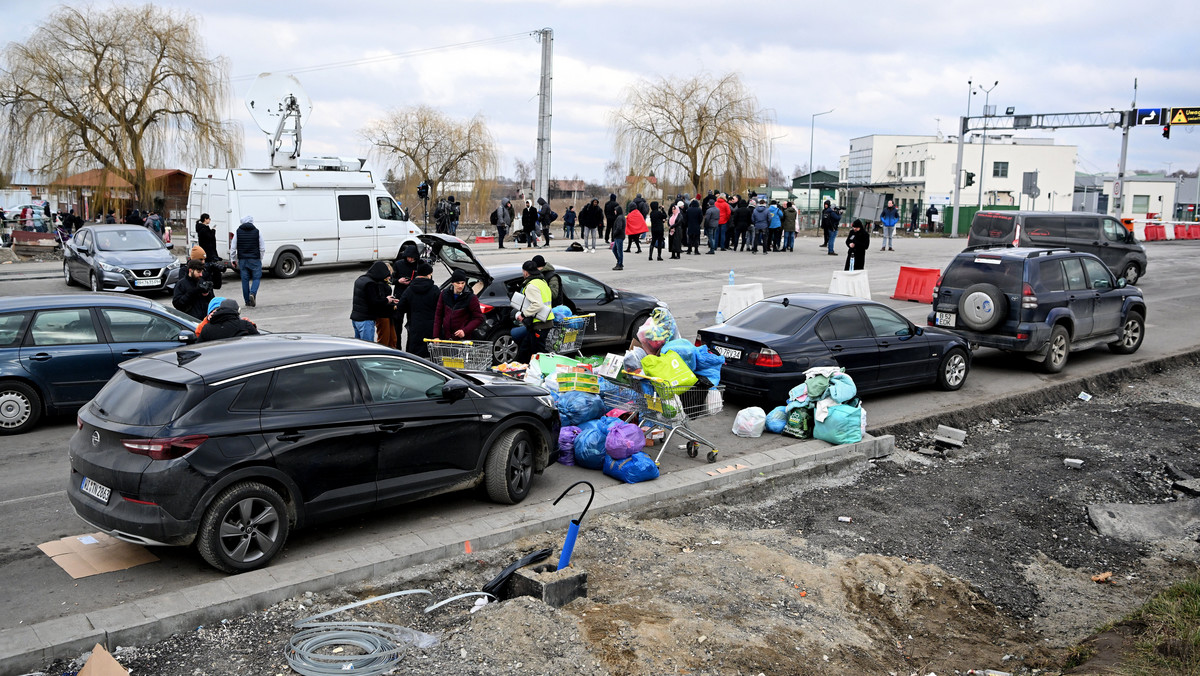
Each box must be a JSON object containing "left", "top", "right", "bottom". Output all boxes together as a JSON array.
[
  {"left": 696, "top": 294, "right": 971, "bottom": 404},
  {"left": 68, "top": 334, "right": 558, "bottom": 573}
]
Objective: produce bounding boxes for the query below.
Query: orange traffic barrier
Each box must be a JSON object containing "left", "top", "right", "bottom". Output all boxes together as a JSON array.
[
  {"left": 1189, "top": 225, "right": 1200, "bottom": 240},
  {"left": 1175, "top": 223, "right": 1190, "bottom": 240},
  {"left": 1145, "top": 224, "right": 1166, "bottom": 241},
  {"left": 474, "top": 235, "right": 495, "bottom": 244},
  {"left": 891, "top": 266, "right": 941, "bottom": 303}
]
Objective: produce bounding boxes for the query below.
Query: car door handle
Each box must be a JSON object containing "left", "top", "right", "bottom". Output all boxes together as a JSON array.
[
  {"left": 829, "top": 345, "right": 844, "bottom": 353},
  {"left": 121, "top": 349, "right": 143, "bottom": 357},
  {"left": 276, "top": 432, "right": 304, "bottom": 442},
  {"left": 379, "top": 423, "right": 405, "bottom": 432},
  {"left": 878, "top": 341, "right": 890, "bottom": 348},
  {"left": 29, "top": 353, "right": 52, "bottom": 361}
]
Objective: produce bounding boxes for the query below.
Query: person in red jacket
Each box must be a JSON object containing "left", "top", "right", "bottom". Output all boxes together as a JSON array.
[
  {"left": 715, "top": 194, "right": 731, "bottom": 251},
  {"left": 433, "top": 269, "right": 484, "bottom": 339}
]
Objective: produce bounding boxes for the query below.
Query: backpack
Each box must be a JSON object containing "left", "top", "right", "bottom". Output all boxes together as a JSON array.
[
  {"left": 489, "top": 209, "right": 498, "bottom": 226},
  {"left": 548, "top": 210, "right": 559, "bottom": 224},
  {"left": 566, "top": 241, "right": 584, "bottom": 252}
]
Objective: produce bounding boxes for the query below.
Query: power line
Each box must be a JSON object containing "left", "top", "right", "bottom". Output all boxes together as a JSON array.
[{"left": 231, "top": 31, "right": 536, "bottom": 82}]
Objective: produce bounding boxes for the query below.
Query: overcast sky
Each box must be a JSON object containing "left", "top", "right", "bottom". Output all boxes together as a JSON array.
[{"left": 3, "top": 0, "right": 1198, "bottom": 184}]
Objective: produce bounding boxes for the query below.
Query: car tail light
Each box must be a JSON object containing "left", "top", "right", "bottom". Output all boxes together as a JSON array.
[
  {"left": 931, "top": 284, "right": 940, "bottom": 302},
  {"left": 77, "top": 415, "right": 83, "bottom": 430},
  {"left": 1021, "top": 282, "right": 1038, "bottom": 309},
  {"left": 694, "top": 334, "right": 703, "bottom": 347},
  {"left": 122, "top": 434, "right": 208, "bottom": 460},
  {"left": 479, "top": 302, "right": 494, "bottom": 313},
  {"left": 749, "top": 348, "right": 783, "bottom": 368}
]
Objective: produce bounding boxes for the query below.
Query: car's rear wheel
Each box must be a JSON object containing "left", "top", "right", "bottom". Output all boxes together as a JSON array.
[
  {"left": 491, "top": 332, "right": 519, "bottom": 364},
  {"left": 958, "top": 283, "right": 1007, "bottom": 331},
  {"left": 273, "top": 251, "right": 300, "bottom": 279},
  {"left": 63, "top": 262, "right": 75, "bottom": 287},
  {"left": 1041, "top": 324, "right": 1070, "bottom": 373},
  {"left": 1109, "top": 311, "right": 1144, "bottom": 354},
  {"left": 936, "top": 347, "right": 969, "bottom": 391},
  {"left": 197, "top": 481, "right": 289, "bottom": 573},
  {"left": 1120, "top": 262, "right": 1140, "bottom": 285},
  {"left": 89, "top": 271, "right": 101, "bottom": 292},
  {"left": 485, "top": 428, "right": 534, "bottom": 504},
  {"left": 0, "top": 380, "right": 41, "bottom": 435}
]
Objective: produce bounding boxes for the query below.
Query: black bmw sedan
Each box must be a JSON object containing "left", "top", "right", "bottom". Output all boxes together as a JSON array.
[
  {"left": 697, "top": 294, "right": 971, "bottom": 405},
  {"left": 67, "top": 334, "right": 558, "bottom": 573}
]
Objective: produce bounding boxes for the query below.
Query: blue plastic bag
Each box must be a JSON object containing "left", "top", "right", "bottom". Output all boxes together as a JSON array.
[
  {"left": 826, "top": 372, "right": 858, "bottom": 403},
  {"left": 573, "top": 426, "right": 608, "bottom": 469},
  {"left": 552, "top": 305, "right": 572, "bottom": 322},
  {"left": 557, "top": 426, "right": 581, "bottom": 466},
  {"left": 814, "top": 403, "right": 863, "bottom": 445},
  {"left": 558, "top": 391, "right": 605, "bottom": 426},
  {"left": 694, "top": 348, "right": 725, "bottom": 386},
  {"left": 661, "top": 339, "right": 698, "bottom": 371},
  {"left": 605, "top": 422, "right": 645, "bottom": 459},
  {"left": 765, "top": 405, "right": 788, "bottom": 434},
  {"left": 603, "top": 452, "right": 660, "bottom": 484}
]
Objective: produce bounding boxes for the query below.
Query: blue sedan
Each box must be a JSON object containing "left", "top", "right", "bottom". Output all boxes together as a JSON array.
[
  {"left": 0, "top": 294, "right": 197, "bottom": 433},
  {"left": 696, "top": 294, "right": 971, "bottom": 405}
]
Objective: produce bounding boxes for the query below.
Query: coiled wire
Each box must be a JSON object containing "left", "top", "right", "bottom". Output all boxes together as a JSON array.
[{"left": 285, "top": 589, "right": 435, "bottom": 676}]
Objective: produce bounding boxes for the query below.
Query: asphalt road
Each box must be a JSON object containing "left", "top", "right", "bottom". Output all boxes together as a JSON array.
[{"left": 1, "top": 231, "right": 1197, "bottom": 633}]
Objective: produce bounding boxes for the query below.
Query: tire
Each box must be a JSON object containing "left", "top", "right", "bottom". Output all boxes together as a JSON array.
[
  {"left": 0, "top": 380, "right": 42, "bottom": 434},
  {"left": 89, "top": 271, "right": 101, "bottom": 293},
  {"left": 273, "top": 251, "right": 300, "bottom": 279},
  {"left": 1120, "top": 262, "right": 1140, "bottom": 285},
  {"left": 958, "top": 283, "right": 1007, "bottom": 331},
  {"left": 491, "top": 332, "right": 519, "bottom": 365},
  {"left": 196, "top": 481, "right": 289, "bottom": 573},
  {"left": 627, "top": 312, "right": 651, "bottom": 343},
  {"left": 936, "top": 347, "right": 969, "bottom": 391},
  {"left": 63, "top": 262, "right": 75, "bottom": 287},
  {"left": 1109, "top": 311, "right": 1145, "bottom": 354},
  {"left": 484, "top": 428, "right": 534, "bottom": 505},
  {"left": 1041, "top": 324, "right": 1070, "bottom": 373}
]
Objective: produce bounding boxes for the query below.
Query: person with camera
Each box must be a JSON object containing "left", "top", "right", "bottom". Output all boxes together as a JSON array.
[{"left": 173, "top": 259, "right": 215, "bottom": 320}]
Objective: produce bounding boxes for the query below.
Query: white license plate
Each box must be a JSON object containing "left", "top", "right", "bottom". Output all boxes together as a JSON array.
[
  {"left": 935, "top": 312, "right": 956, "bottom": 327},
  {"left": 80, "top": 477, "right": 111, "bottom": 504},
  {"left": 715, "top": 346, "right": 742, "bottom": 360},
  {"left": 133, "top": 279, "right": 158, "bottom": 287}
]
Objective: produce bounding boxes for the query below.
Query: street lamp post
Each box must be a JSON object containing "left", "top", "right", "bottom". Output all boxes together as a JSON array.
[
  {"left": 808, "top": 108, "right": 834, "bottom": 229},
  {"left": 768, "top": 133, "right": 787, "bottom": 194},
  {"left": 977, "top": 81, "right": 998, "bottom": 208}
]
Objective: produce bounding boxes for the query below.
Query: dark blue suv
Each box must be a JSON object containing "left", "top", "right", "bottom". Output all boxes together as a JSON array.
[{"left": 928, "top": 247, "right": 1146, "bottom": 373}]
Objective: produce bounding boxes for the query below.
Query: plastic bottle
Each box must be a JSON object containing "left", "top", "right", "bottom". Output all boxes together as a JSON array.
[
  {"left": 716, "top": 310, "right": 724, "bottom": 324},
  {"left": 728, "top": 270, "right": 735, "bottom": 286}
]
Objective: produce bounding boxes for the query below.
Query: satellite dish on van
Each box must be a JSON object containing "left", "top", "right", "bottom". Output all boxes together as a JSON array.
[{"left": 245, "top": 73, "right": 313, "bottom": 168}]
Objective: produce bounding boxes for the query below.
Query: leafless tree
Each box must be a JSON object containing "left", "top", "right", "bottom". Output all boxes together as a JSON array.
[
  {"left": 603, "top": 160, "right": 624, "bottom": 193},
  {"left": 611, "top": 72, "right": 770, "bottom": 195},
  {"left": 0, "top": 4, "right": 241, "bottom": 207},
  {"left": 362, "top": 105, "right": 499, "bottom": 215},
  {"left": 512, "top": 157, "right": 533, "bottom": 192}
]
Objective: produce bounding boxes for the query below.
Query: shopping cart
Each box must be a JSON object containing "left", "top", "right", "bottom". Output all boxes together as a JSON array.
[
  {"left": 599, "top": 372, "right": 725, "bottom": 464},
  {"left": 424, "top": 339, "right": 493, "bottom": 371},
  {"left": 544, "top": 313, "right": 595, "bottom": 356}
]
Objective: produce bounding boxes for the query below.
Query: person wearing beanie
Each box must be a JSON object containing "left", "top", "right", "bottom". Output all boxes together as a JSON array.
[
  {"left": 845, "top": 218, "right": 870, "bottom": 271},
  {"left": 198, "top": 298, "right": 259, "bottom": 342},
  {"left": 350, "top": 261, "right": 396, "bottom": 343},
  {"left": 434, "top": 268, "right": 484, "bottom": 340},
  {"left": 533, "top": 254, "right": 578, "bottom": 313},
  {"left": 230, "top": 215, "right": 265, "bottom": 307},
  {"left": 395, "top": 261, "right": 439, "bottom": 357},
  {"left": 511, "top": 260, "right": 553, "bottom": 361},
  {"left": 173, "top": 258, "right": 214, "bottom": 320},
  {"left": 610, "top": 205, "right": 625, "bottom": 270},
  {"left": 190, "top": 244, "right": 205, "bottom": 261}
]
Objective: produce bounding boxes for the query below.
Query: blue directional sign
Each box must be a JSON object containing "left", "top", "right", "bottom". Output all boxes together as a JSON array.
[{"left": 1136, "top": 108, "right": 1166, "bottom": 125}]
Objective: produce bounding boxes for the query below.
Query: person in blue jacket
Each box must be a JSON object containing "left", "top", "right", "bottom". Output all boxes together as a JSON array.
[{"left": 880, "top": 200, "right": 899, "bottom": 251}]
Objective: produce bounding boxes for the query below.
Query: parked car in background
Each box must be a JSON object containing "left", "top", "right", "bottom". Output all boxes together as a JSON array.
[
  {"left": 696, "top": 293, "right": 971, "bottom": 404},
  {"left": 0, "top": 294, "right": 197, "bottom": 434},
  {"left": 967, "top": 210, "right": 1148, "bottom": 284},
  {"left": 63, "top": 224, "right": 182, "bottom": 293},
  {"left": 67, "top": 334, "right": 558, "bottom": 572},
  {"left": 929, "top": 246, "right": 1146, "bottom": 373},
  {"left": 420, "top": 234, "right": 668, "bottom": 363}
]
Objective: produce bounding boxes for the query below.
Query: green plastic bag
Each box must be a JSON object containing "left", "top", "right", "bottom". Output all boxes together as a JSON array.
[
  {"left": 782, "top": 407, "right": 813, "bottom": 439},
  {"left": 640, "top": 350, "right": 697, "bottom": 395}
]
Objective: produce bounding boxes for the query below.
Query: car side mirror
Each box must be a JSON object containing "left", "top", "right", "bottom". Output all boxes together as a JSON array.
[
  {"left": 165, "top": 242, "right": 174, "bottom": 250},
  {"left": 911, "top": 325, "right": 924, "bottom": 336},
  {"left": 177, "top": 330, "right": 197, "bottom": 344},
  {"left": 439, "top": 379, "right": 470, "bottom": 402},
  {"left": 1117, "top": 278, "right": 1127, "bottom": 288}
]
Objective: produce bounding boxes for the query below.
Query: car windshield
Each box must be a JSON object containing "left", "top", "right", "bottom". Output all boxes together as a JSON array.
[
  {"left": 724, "top": 301, "right": 816, "bottom": 335},
  {"left": 95, "top": 228, "right": 163, "bottom": 251},
  {"left": 941, "top": 256, "right": 1024, "bottom": 294},
  {"left": 91, "top": 371, "right": 188, "bottom": 426}
]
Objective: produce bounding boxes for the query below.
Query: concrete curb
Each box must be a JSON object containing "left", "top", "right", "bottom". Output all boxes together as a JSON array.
[{"left": 0, "top": 433, "right": 888, "bottom": 674}]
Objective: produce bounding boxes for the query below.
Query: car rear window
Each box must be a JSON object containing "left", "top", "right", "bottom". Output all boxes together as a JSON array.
[
  {"left": 941, "top": 256, "right": 1024, "bottom": 294},
  {"left": 970, "top": 213, "right": 1016, "bottom": 240},
  {"left": 91, "top": 371, "right": 189, "bottom": 426},
  {"left": 724, "top": 301, "right": 816, "bottom": 335}
]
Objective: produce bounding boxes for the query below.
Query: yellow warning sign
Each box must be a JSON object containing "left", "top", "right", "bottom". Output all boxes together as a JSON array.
[{"left": 1169, "top": 107, "right": 1200, "bottom": 125}]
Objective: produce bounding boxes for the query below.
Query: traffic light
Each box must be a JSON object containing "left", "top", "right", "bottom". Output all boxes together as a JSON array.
[
  {"left": 1163, "top": 124, "right": 1171, "bottom": 139},
  {"left": 963, "top": 171, "right": 975, "bottom": 189}
]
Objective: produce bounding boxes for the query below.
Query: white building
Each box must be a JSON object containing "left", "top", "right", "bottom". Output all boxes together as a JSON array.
[
  {"left": 1099, "top": 175, "right": 1178, "bottom": 220},
  {"left": 838, "top": 133, "right": 1078, "bottom": 219}
]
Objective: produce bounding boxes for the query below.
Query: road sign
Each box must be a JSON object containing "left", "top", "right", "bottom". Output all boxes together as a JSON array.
[
  {"left": 1137, "top": 108, "right": 1166, "bottom": 125},
  {"left": 1022, "top": 171, "right": 1039, "bottom": 197},
  {"left": 1169, "top": 107, "right": 1200, "bottom": 125}
]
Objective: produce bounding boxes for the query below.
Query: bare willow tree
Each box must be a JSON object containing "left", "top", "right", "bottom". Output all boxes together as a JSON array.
[
  {"left": 0, "top": 4, "right": 241, "bottom": 207},
  {"left": 611, "top": 72, "right": 770, "bottom": 195},
  {"left": 362, "top": 105, "right": 498, "bottom": 216}
]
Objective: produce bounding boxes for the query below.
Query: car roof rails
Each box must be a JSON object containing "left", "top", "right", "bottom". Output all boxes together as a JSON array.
[
  {"left": 1024, "top": 248, "right": 1076, "bottom": 258},
  {"left": 962, "top": 244, "right": 1013, "bottom": 252}
]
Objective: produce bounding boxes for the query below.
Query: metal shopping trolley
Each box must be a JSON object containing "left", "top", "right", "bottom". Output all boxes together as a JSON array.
[
  {"left": 544, "top": 313, "right": 595, "bottom": 356},
  {"left": 424, "top": 339, "right": 493, "bottom": 371},
  {"left": 599, "top": 372, "right": 725, "bottom": 464}
]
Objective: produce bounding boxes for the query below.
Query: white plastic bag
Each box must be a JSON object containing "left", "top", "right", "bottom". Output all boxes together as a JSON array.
[
  {"left": 704, "top": 388, "right": 723, "bottom": 416},
  {"left": 732, "top": 406, "right": 766, "bottom": 438}
]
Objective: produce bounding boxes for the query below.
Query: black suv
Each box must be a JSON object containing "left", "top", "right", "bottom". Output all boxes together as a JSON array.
[{"left": 928, "top": 247, "right": 1146, "bottom": 373}]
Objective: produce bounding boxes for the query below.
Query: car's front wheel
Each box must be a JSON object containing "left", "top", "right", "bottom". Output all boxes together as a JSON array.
[
  {"left": 1109, "top": 311, "right": 1145, "bottom": 354},
  {"left": 0, "top": 380, "right": 42, "bottom": 435},
  {"left": 485, "top": 428, "right": 534, "bottom": 504},
  {"left": 1041, "top": 325, "right": 1070, "bottom": 373},
  {"left": 197, "top": 481, "right": 290, "bottom": 573},
  {"left": 89, "top": 271, "right": 101, "bottom": 293},
  {"left": 1120, "top": 262, "right": 1141, "bottom": 285},
  {"left": 936, "top": 347, "right": 969, "bottom": 391}
]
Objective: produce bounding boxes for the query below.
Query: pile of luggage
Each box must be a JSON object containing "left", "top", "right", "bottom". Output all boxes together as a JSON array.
[{"left": 732, "top": 366, "right": 866, "bottom": 445}]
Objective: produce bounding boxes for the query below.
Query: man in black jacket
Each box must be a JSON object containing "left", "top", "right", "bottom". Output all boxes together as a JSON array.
[
  {"left": 173, "top": 260, "right": 213, "bottom": 320},
  {"left": 350, "top": 261, "right": 395, "bottom": 342},
  {"left": 603, "top": 193, "right": 619, "bottom": 243},
  {"left": 198, "top": 299, "right": 259, "bottom": 342},
  {"left": 732, "top": 197, "right": 754, "bottom": 251},
  {"left": 396, "top": 262, "right": 440, "bottom": 358}
]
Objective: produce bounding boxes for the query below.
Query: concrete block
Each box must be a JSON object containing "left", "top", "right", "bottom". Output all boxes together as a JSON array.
[
  {"left": 933, "top": 424, "right": 966, "bottom": 447},
  {"left": 506, "top": 566, "right": 588, "bottom": 608},
  {"left": 30, "top": 614, "right": 103, "bottom": 660},
  {"left": 1174, "top": 479, "right": 1200, "bottom": 496},
  {"left": 84, "top": 603, "right": 151, "bottom": 634},
  {"left": 1063, "top": 458, "right": 1085, "bottom": 469},
  {"left": 134, "top": 591, "right": 194, "bottom": 621},
  {"left": 0, "top": 625, "right": 44, "bottom": 674}
]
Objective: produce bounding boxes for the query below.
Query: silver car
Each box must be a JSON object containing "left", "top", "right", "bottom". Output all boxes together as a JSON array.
[{"left": 63, "top": 225, "right": 183, "bottom": 293}]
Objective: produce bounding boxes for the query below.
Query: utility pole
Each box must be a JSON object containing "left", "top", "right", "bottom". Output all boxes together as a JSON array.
[
  {"left": 951, "top": 115, "right": 966, "bottom": 238},
  {"left": 1113, "top": 79, "right": 1136, "bottom": 218},
  {"left": 977, "top": 81, "right": 999, "bottom": 207},
  {"left": 534, "top": 28, "right": 554, "bottom": 208}
]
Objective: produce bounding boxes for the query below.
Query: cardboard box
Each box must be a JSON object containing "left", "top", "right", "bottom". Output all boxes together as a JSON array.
[
  {"left": 78, "top": 643, "right": 129, "bottom": 676},
  {"left": 38, "top": 532, "right": 159, "bottom": 579},
  {"left": 558, "top": 372, "right": 600, "bottom": 394}
]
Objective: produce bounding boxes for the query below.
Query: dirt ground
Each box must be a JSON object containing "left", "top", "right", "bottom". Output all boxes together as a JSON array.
[{"left": 33, "top": 364, "right": 1200, "bottom": 676}]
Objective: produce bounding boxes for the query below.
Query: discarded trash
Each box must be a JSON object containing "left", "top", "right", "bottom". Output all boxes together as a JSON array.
[
  {"left": 838, "top": 516, "right": 853, "bottom": 523},
  {"left": 470, "top": 597, "right": 489, "bottom": 614},
  {"left": 287, "top": 589, "right": 439, "bottom": 676},
  {"left": 481, "top": 548, "right": 553, "bottom": 597},
  {"left": 1078, "top": 391, "right": 1092, "bottom": 401},
  {"left": 1063, "top": 458, "right": 1085, "bottom": 469},
  {"left": 799, "top": 590, "right": 807, "bottom": 597},
  {"left": 1091, "top": 571, "right": 1114, "bottom": 584},
  {"left": 933, "top": 424, "right": 966, "bottom": 448}
]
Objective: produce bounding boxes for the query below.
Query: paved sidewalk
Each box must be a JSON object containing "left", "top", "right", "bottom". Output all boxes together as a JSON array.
[{"left": 0, "top": 433, "right": 889, "bottom": 674}]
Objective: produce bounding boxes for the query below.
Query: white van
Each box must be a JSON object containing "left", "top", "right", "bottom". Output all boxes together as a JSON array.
[{"left": 186, "top": 158, "right": 422, "bottom": 278}]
